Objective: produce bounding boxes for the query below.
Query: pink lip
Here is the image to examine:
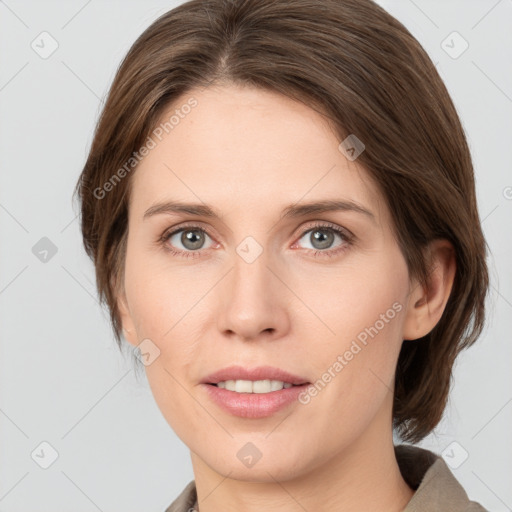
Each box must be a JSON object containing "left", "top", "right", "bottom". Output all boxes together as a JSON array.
[
  {"left": 200, "top": 365, "right": 311, "bottom": 419},
  {"left": 200, "top": 365, "right": 309, "bottom": 385},
  {"left": 202, "top": 382, "right": 310, "bottom": 418}
]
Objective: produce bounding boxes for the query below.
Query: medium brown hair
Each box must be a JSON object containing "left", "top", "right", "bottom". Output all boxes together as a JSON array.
[{"left": 74, "top": 0, "right": 489, "bottom": 443}]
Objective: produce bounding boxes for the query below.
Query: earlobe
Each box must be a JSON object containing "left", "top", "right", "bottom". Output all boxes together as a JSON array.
[
  {"left": 402, "top": 239, "right": 456, "bottom": 341},
  {"left": 117, "top": 291, "right": 138, "bottom": 347}
]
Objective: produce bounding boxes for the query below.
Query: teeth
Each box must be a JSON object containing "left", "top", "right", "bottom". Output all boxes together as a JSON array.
[{"left": 216, "top": 379, "right": 294, "bottom": 393}]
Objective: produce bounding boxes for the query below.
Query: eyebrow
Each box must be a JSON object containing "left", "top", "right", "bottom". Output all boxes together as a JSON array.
[{"left": 143, "top": 199, "right": 376, "bottom": 224}]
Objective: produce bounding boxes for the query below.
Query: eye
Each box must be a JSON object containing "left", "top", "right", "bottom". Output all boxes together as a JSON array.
[
  {"left": 159, "top": 222, "right": 353, "bottom": 259},
  {"left": 160, "top": 226, "right": 215, "bottom": 257},
  {"left": 293, "top": 222, "right": 352, "bottom": 257}
]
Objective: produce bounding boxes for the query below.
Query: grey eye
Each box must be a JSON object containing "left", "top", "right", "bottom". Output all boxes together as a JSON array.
[
  {"left": 298, "top": 228, "right": 343, "bottom": 251},
  {"left": 168, "top": 229, "right": 213, "bottom": 251}
]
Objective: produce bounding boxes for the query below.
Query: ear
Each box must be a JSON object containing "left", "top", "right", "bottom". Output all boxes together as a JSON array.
[
  {"left": 402, "top": 239, "right": 456, "bottom": 341},
  {"left": 115, "top": 284, "right": 139, "bottom": 348}
]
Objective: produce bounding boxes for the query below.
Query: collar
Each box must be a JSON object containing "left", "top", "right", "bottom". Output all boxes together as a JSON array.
[
  {"left": 396, "top": 444, "right": 487, "bottom": 511},
  {"left": 165, "top": 444, "right": 487, "bottom": 512}
]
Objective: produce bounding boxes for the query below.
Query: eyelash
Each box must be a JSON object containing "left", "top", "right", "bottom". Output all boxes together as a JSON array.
[{"left": 158, "top": 222, "right": 354, "bottom": 260}]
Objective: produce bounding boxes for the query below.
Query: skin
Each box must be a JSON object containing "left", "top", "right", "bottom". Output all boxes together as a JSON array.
[{"left": 118, "top": 83, "right": 456, "bottom": 512}]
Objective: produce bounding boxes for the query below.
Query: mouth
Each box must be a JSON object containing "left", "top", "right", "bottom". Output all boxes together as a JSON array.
[
  {"left": 201, "top": 377, "right": 311, "bottom": 418},
  {"left": 201, "top": 365, "right": 310, "bottom": 391},
  {"left": 206, "top": 379, "right": 308, "bottom": 394}
]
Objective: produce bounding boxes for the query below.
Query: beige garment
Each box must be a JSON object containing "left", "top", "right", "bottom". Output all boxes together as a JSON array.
[{"left": 165, "top": 444, "right": 489, "bottom": 512}]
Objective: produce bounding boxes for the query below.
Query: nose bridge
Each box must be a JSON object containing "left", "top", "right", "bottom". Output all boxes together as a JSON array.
[
  {"left": 232, "top": 237, "right": 270, "bottom": 299},
  {"left": 215, "top": 234, "right": 289, "bottom": 340}
]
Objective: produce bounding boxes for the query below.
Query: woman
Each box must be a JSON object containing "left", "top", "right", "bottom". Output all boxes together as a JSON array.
[{"left": 74, "top": 0, "right": 490, "bottom": 510}]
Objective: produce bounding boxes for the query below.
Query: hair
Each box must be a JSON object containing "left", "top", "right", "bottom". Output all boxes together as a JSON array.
[{"left": 74, "top": 0, "right": 490, "bottom": 443}]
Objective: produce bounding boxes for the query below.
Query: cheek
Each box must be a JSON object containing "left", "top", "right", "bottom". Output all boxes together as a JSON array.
[
  {"left": 124, "top": 259, "right": 208, "bottom": 438},
  {"left": 302, "top": 253, "right": 408, "bottom": 402},
  {"left": 302, "top": 255, "right": 406, "bottom": 344},
  {"left": 124, "top": 246, "right": 207, "bottom": 338}
]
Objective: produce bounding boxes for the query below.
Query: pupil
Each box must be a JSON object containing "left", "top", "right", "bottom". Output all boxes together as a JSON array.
[
  {"left": 312, "top": 230, "right": 333, "bottom": 249},
  {"left": 182, "top": 230, "right": 204, "bottom": 250}
]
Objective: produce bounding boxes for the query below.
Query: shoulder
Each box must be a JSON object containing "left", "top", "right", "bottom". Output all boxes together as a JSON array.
[
  {"left": 396, "top": 444, "right": 489, "bottom": 512},
  {"left": 164, "top": 480, "right": 197, "bottom": 512}
]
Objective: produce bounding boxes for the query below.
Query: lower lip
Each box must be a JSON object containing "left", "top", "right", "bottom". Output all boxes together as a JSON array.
[{"left": 201, "top": 383, "right": 310, "bottom": 418}]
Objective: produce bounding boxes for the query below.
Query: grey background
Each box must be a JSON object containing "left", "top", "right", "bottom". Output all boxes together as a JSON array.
[{"left": 0, "top": 1, "right": 511, "bottom": 511}]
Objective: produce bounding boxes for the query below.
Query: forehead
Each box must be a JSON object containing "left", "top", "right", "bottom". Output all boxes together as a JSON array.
[{"left": 130, "top": 84, "right": 383, "bottom": 221}]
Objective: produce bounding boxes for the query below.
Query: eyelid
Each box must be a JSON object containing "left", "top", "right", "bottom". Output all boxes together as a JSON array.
[
  {"left": 293, "top": 220, "right": 353, "bottom": 240},
  {"left": 162, "top": 221, "right": 217, "bottom": 240}
]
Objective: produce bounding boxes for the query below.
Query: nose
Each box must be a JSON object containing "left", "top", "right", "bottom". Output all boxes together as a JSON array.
[{"left": 215, "top": 247, "right": 291, "bottom": 342}]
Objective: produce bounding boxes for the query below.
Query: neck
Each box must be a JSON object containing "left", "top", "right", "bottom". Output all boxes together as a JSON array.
[{"left": 189, "top": 406, "right": 415, "bottom": 512}]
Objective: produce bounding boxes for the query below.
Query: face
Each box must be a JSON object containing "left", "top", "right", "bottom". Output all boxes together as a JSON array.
[{"left": 118, "top": 83, "right": 416, "bottom": 481}]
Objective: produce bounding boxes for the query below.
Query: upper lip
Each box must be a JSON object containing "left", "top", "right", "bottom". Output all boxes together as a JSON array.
[{"left": 201, "top": 365, "right": 310, "bottom": 385}]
